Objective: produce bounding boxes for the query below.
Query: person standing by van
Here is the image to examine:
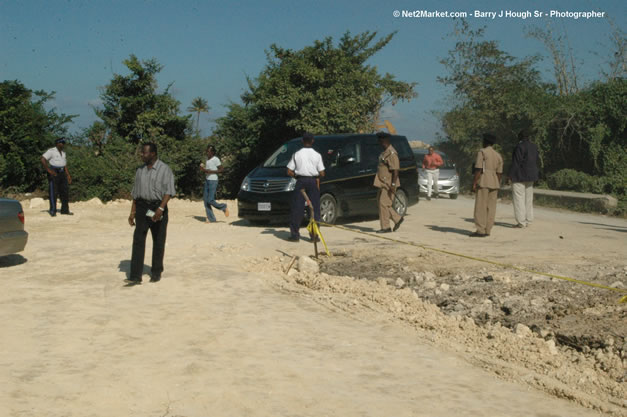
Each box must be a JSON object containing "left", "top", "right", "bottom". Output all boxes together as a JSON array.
[
  {"left": 471, "top": 133, "right": 503, "bottom": 237},
  {"left": 199, "top": 145, "right": 229, "bottom": 223},
  {"left": 286, "top": 133, "right": 325, "bottom": 242},
  {"left": 422, "top": 146, "right": 443, "bottom": 200},
  {"left": 374, "top": 132, "right": 403, "bottom": 233}
]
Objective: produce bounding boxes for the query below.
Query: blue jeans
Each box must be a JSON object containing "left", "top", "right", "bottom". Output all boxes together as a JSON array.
[{"left": 203, "top": 179, "right": 226, "bottom": 222}]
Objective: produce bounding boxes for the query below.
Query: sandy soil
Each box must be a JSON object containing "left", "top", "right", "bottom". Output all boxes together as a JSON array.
[{"left": 0, "top": 195, "right": 625, "bottom": 416}]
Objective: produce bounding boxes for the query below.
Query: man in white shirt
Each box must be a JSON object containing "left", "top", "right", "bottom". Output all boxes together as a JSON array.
[
  {"left": 286, "top": 133, "right": 325, "bottom": 242},
  {"left": 199, "top": 145, "right": 229, "bottom": 222},
  {"left": 40, "top": 137, "right": 72, "bottom": 216}
]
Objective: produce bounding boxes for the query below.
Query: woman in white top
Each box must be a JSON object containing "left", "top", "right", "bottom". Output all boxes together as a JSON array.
[{"left": 199, "top": 145, "right": 229, "bottom": 222}]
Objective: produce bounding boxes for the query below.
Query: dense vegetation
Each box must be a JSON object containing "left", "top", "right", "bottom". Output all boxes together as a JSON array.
[
  {"left": 0, "top": 81, "right": 74, "bottom": 192},
  {"left": 436, "top": 21, "right": 626, "bottom": 200}
]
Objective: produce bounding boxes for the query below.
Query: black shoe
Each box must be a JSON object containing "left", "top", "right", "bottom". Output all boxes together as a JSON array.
[
  {"left": 287, "top": 236, "right": 300, "bottom": 242},
  {"left": 469, "top": 232, "right": 487, "bottom": 237},
  {"left": 426, "top": 196, "right": 431, "bottom": 201},
  {"left": 393, "top": 217, "right": 404, "bottom": 232},
  {"left": 376, "top": 228, "right": 392, "bottom": 234},
  {"left": 150, "top": 274, "right": 161, "bottom": 283},
  {"left": 124, "top": 278, "right": 141, "bottom": 286},
  {"left": 60, "top": 211, "right": 74, "bottom": 215},
  {"left": 49, "top": 211, "right": 56, "bottom": 217}
]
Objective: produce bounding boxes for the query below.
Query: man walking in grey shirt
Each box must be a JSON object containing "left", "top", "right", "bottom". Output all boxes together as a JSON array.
[{"left": 126, "top": 143, "right": 176, "bottom": 285}]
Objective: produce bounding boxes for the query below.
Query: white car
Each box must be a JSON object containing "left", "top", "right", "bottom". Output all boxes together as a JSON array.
[{"left": 413, "top": 149, "right": 460, "bottom": 199}]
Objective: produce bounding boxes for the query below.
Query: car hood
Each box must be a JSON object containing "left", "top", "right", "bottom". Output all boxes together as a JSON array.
[
  {"left": 419, "top": 167, "right": 457, "bottom": 179},
  {"left": 437, "top": 168, "right": 457, "bottom": 179},
  {"left": 247, "top": 166, "right": 289, "bottom": 179}
]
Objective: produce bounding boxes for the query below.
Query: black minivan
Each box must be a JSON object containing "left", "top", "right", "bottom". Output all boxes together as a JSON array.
[{"left": 237, "top": 134, "right": 419, "bottom": 224}]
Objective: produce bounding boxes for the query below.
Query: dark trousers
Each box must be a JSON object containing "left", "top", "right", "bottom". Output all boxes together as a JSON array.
[
  {"left": 48, "top": 167, "right": 69, "bottom": 214},
  {"left": 130, "top": 200, "right": 168, "bottom": 281},
  {"left": 290, "top": 177, "right": 320, "bottom": 238}
]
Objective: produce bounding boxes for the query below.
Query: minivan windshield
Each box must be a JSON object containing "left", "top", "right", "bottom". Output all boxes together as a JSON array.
[{"left": 263, "top": 141, "right": 303, "bottom": 168}]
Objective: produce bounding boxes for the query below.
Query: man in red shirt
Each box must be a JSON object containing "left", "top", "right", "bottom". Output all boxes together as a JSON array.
[{"left": 422, "top": 146, "right": 443, "bottom": 200}]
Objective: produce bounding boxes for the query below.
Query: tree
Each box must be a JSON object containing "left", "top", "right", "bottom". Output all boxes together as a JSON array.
[
  {"left": 437, "top": 21, "right": 626, "bottom": 197},
  {"left": 94, "top": 54, "right": 191, "bottom": 144},
  {"left": 0, "top": 80, "right": 75, "bottom": 192},
  {"left": 84, "top": 55, "right": 207, "bottom": 198},
  {"left": 85, "top": 121, "right": 107, "bottom": 156},
  {"left": 526, "top": 24, "right": 580, "bottom": 96},
  {"left": 601, "top": 21, "right": 626, "bottom": 81},
  {"left": 187, "top": 97, "right": 210, "bottom": 137},
  {"left": 214, "top": 30, "right": 417, "bottom": 197},
  {"left": 436, "top": 20, "right": 547, "bottom": 184}
]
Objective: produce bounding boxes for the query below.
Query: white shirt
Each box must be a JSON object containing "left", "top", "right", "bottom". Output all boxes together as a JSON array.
[
  {"left": 42, "top": 147, "right": 67, "bottom": 167},
  {"left": 287, "top": 147, "right": 325, "bottom": 177},
  {"left": 205, "top": 156, "right": 221, "bottom": 181}
]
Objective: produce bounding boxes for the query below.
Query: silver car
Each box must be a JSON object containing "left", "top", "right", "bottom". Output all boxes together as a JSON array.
[
  {"left": 413, "top": 149, "right": 460, "bottom": 199},
  {"left": 0, "top": 198, "right": 28, "bottom": 256}
]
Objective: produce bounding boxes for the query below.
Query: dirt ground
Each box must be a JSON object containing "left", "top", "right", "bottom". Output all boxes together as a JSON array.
[{"left": 0, "top": 195, "right": 625, "bottom": 416}]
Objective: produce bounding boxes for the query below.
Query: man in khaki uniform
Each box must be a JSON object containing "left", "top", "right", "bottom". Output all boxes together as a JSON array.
[
  {"left": 471, "top": 133, "right": 503, "bottom": 237},
  {"left": 373, "top": 132, "right": 404, "bottom": 233}
]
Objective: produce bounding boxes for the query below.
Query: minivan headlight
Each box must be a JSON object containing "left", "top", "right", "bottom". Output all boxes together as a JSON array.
[
  {"left": 285, "top": 177, "right": 297, "bottom": 191},
  {"left": 240, "top": 176, "right": 250, "bottom": 191},
  {"left": 450, "top": 174, "right": 459, "bottom": 181}
]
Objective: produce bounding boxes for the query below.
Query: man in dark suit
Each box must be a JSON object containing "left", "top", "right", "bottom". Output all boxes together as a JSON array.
[{"left": 509, "top": 130, "right": 539, "bottom": 228}]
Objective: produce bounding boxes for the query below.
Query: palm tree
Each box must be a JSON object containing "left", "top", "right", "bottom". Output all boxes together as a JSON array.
[{"left": 187, "top": 97, "right": 210, "bottom": 137}]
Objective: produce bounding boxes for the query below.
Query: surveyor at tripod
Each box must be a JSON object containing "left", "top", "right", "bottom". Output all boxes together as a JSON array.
[
  {"left": 286, "top": 132, "right": 325, "bottom": 242},
  {"left": 374, "top": 132, "right": 403, "bottom": 233}
]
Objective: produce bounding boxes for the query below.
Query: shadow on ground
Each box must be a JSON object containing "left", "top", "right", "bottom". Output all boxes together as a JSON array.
[
  {"left": 578, "top": 221, "right": 627, "bottom": 233},
  {"left": 0, "top": 254, "right": 27, "bottom": 268},
  {"left": 463, "top": 218, "right": 513, "bottom": 228},
  {"left": 425, "top": 225, "right": 472, "bottom": 236},
  {"left": 118, "top": 260, "right": 151, "bottom": 280}
]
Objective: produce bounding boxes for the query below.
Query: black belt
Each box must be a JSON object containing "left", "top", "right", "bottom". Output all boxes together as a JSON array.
[
  {"left": 296, "top": 176, "right": 319, "bottom": 179},
  {"left": 137, "top": 199, "right": 162, "bottom": 204},
  {"left": 50, "top": 166, "right": 65, "bottom": 171}
]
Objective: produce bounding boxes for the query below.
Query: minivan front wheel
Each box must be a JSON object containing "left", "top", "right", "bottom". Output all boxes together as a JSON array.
[
  {"left": 320, "top": 193, "right": 339, "bottom": 224},
  {"left": 393, "top": 189, "right": 408, "bottom": 217}
]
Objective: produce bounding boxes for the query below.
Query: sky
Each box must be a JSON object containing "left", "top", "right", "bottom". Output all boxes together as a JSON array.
[{"left": 1, "top": 0, "right": 624, "bottom": 143}]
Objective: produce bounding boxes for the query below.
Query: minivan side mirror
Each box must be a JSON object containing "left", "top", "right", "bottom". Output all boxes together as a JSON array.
[{"left": 339, "top": 155, "right": 356, "bottom": 165}]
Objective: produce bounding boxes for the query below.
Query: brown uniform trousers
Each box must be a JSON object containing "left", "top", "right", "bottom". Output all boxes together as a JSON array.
[
  {"left": 374, "top": 145, "right": 402, "bottom": 230},
  {"left": 378, "top": 188, "right": 402, "bottom": 230},
  {"left": 474, "top": 146, "right": 503, "bottom": 235}
]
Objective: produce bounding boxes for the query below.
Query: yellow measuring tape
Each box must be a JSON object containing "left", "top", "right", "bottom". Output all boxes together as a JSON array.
[{"left": 316, "top": 221, "right": 627, "bottom": 304}]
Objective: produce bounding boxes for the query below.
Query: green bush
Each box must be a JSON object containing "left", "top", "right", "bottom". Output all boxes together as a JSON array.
[
  {"left": 546, "top": 169, "right": 625, "bottom": 195},
  {"left": 65, "top": 137, "right": 209, "bottom": 202},
  {"left": 67, "top": 139, "right": 137, "bottom": 202}
]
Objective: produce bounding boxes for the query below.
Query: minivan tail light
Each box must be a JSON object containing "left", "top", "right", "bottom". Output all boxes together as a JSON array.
[{"left": 18, "top": 211, "right": 25, "bottom": 224}]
